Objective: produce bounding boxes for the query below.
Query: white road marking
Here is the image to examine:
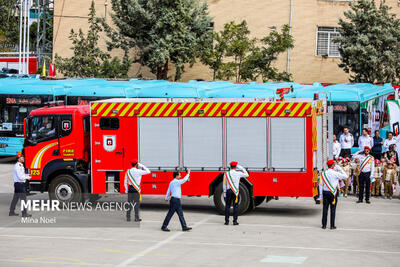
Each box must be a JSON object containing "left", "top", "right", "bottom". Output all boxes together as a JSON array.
[
  {"left": 116, "top": 215, "right": 214, "bottom": 267},
  {"left": 1, "top": 232, "right": 399, "bottom": 255},
  {"left": 142, "top": 220, "right": 400, "bottom": 234},
  {"left": 260, "top": 255, "right": 307, "bottom": 264}
]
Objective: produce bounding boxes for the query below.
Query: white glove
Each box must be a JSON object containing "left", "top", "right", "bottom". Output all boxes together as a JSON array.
[{"left": 318, "top": 195, "right": 323, "bottom": 200}]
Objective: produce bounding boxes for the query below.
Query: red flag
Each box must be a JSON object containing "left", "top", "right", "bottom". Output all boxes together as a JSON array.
[{"left": 49, "top": 61, "right": 54, "bottom": 76}]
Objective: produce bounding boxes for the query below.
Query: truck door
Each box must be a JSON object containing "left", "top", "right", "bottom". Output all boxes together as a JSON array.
[{"left": 94, "top": 117, "right": 124, "bottom": 171}]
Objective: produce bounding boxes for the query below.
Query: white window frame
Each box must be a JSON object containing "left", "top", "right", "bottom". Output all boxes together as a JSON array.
[{"left": 315, "top": 26, "right": 341, "bottom": 58}]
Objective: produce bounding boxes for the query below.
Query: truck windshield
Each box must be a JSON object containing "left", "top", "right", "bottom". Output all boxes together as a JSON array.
[{"left": 27, "top": 116, "right": 57, "bottom": 143}]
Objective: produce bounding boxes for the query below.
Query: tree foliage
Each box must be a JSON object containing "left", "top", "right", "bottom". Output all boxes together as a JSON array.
[
  {"left": 201, "top": 21, "right": 293, "bottom": 82},
  {"left": 336, "top": 0, "right": 400, "bottom": 84},
  {"left": 55, "top": 1, "right": 131, "bottom": 78},
  {"left": 102, "top": 0, "right": 212, "bottom": 81},
  {"left": 0, "top": 0, "right": 19, "bottom": 51}
]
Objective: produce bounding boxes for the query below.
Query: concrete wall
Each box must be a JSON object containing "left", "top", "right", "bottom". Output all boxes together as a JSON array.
[{"left": 53, "top": 0, "right": 400, "bottom": 83}]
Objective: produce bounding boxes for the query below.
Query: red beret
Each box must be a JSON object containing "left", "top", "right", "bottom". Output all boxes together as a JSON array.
[
  {"left": 364, "top": 146, "right": 371, "bottom": 150},
  {"left": 327, "top": 160, "right": 335, "bottom": 166},
  {"left": 16, "top": 153, "right": 23, "bottom": 159},
  {"left": 230, "top": 161, "right": 238, "bottom": 167}
]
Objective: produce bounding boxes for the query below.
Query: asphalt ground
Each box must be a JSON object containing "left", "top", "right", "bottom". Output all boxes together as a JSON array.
[{"left": 0, "top": 160, "right": 399, "bottom": 267}]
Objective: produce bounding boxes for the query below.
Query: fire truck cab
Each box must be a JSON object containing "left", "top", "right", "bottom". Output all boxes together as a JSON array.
[
  {"left": 23, "top": 105, "right": 91, "bottom": 201},
  {"left": 24, "top": 98, "right": 327, "bottom": 214}
]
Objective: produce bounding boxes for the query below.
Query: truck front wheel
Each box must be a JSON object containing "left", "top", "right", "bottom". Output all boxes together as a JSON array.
[
  {"left": 213, "top": 182, "right": 250, "bottom": 215},
  {"left": 49, "top": 174, "right": 82, "bottom": 202}
]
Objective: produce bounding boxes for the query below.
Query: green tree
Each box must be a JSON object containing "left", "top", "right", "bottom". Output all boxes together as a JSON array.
[
  {"left": 202, "top": 21, "right": 293, "bottom": 82},
  {"left": 241, "top": 24, "right": 294, "bottom": 82},
  {"left": 335, "top": 0, "right": 400, "bottom": 84},
  {"left": 102, "top": 0, "right": 212, "bottom": 81},
  {"left": 55, "top": 1, "right": 131, "bottom": 78},
  {"left": 0, "top": 0, "right": 19, "bottom": 51}
]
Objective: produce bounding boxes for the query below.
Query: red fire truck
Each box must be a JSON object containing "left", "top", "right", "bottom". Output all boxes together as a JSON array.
[{"left": 23, "top": 98, "right": 327, "bottom": 214}]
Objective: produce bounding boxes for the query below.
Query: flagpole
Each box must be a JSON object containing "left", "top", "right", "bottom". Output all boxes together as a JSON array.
[{"left": 18, "top": 0, "right": 23, "bottom": 74}]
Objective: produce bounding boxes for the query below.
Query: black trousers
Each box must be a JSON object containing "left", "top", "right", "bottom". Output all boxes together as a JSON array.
[
  {"left": 322, "top": 191, "right": 337, "bottom": 228},
  {"left": 358, "top": 172, "right": 371, "bottom": 201},
  {"left": 162, "top": 197, "right": 187, "bottom": 229},
  {"left": 340, "top": 148, "right": 351, "bottom": 158},
  {"left": 127, "top": 185, "right": 140, "bottom": 220},
  {"left": 9, "top": 182, "right": 27, "bottom": 215},
  {"left": 225, "top": 189, "right": 239, "bottom": 223}
]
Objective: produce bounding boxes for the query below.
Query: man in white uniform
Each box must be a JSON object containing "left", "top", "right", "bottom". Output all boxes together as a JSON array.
[
  {"left": 353, "top": 146, "right": 375, "bottom": 204},
  {"left": 319, "top": 159, "right": 347, "bottom": 229},
  {"left": 383, "top": 132, "right": 397, "bottom": 152},
  {"left": 124, "top": 160, "right": 151, "bottom": 222},
  {"left": 9, "top": 154, "right": 32, "bottom": 217},
  {"left": 223, "top": 161, "right": 249, "bottom": 226}
]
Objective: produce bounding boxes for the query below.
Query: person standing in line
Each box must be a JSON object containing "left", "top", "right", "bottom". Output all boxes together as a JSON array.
[
  {"left": 319, "top": 160, "right": 348, "bottom": 230},
  {"left": 350, "top": 158, "right": 360, "bottom": 195},
  {"left": 353, "top": 146, "right": 375, "bottom": 204},
  {"left": 341, "top": 158, "right": 352, "bottom": 197},
  {"left": 9, "top": 154, "right": 32, "bottom": 217},
  {"left": 124, "top": 160, "right": 151, "bottom": 222},
  {"left": 358, "top": 128, "right": 374, "bottom": 152},
  {"left": 371, "top": 159, "right": 383, "bottom": 197},
  {"left": 371, "top": 130, "right": 383, "bottom": 160},
  {"left": 383, "top": 132, "right": 397, "bottom": 153},
  {"left": 339, "top": 127, "right": 354, "bottom": 158},
  {"left": 224, "top": 161, "right": 249, "bottom": 226},
  {"left": 333, "top": 135, "right": 341, "bottom": 160},
  {"left": 382, "top": 161, "right": 397, "bottom": 199},
  {"left": 161, "top": 170, "right": 192, "bottom": 232}
]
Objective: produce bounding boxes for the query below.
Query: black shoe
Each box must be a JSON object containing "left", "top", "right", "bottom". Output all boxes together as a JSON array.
[
  {"left": 182, "top": 227, "right": 192, "bottom": 231},
  {"left": 9, "top": 212, "right": 19, "bottom": 216},
  {"left": 233, "top": 221, "right": 239, "bottom": 226},
  {"left": 321, "top": 226, "right": 326, "bottom": 229},
  {"left": 224, "top": 222, "right": 229, "bottom": 225},
  {"left": 161, "top": 227, "right": 170, "bottom": 232},
  {"left": 315, "top": 200, "right": 321, "bottom": 205},
  {"left": 127, "top": 217, "right": 131, "bottom": 222},
  {"left": 366, "top": 200, "right": 371, "bottom": 204},
  {"left": 356, "top": 200, "right": 363, "bottom": 203},
  {"left": 134, "top": 218, "right": 142, "bottom": 222},
  {"left": 330, "top": 226, "right": 337, "bottom": 230},
  {"left": 22, "top": 214, "right": 31, "bottom": 218}
]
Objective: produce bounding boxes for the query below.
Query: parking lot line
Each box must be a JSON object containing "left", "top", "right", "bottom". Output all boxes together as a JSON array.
[{"left": 116, "top": 215, "right": 214, "bottom": 267}]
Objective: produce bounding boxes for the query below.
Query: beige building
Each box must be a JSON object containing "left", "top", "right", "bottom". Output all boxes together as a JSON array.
[{"left": 53, "top": 0, "right": 400, "bottom": 83}]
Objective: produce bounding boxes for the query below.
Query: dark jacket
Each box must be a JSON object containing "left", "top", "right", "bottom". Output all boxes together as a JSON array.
[{"left": 372, "top": 136, "right": 383, "bottom": 153}]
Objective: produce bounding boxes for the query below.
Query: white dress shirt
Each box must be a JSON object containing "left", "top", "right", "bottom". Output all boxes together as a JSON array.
[
  {"left": 340, "top": 133, "right": 354, "bottom": 149},
  {"left": 223, "top": 165, "right": 249, "bottom": 195},
  {"left": 13, "top": 162, "right": 31, "bottom": 183},
  {"left": 353, "top": 152, "right": 375, "bottom": 175},
  {"left": 358, "top": 135, "right": 373, "bottom": 151},
  {"left": 319, "top": 165, "right": 348, "bottom": 198},
  {"left": 383, "top": 137, "right": 397, "bottom": 152},
  {"left": 124, "top": 163, "right": 151, "bottom": 193},
  {"left": 165, "top": 174, "right": 190, "bottom": 200},
  {"left": 332, "top": 141, "right": 341, "bottom": 159}
]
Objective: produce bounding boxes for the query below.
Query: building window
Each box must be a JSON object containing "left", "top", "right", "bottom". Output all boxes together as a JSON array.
[{"left": 316, "top": 27, "right": 340, "bottom": 57}]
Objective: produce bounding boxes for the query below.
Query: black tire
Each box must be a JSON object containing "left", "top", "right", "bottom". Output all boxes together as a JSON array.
[
  {"left": 213, "top": 182, "right": 251, "bottom": 215},
  {"left": 254, "top": 196, "right": 266, "bottom": 207},
  {"left": 48, "top": 174, "right": 82, "bottom": 202}
]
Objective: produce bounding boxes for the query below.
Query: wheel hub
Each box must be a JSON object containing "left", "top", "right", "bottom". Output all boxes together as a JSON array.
[{"left": 55, "top": 183, "right": 74, "bottom": 201}]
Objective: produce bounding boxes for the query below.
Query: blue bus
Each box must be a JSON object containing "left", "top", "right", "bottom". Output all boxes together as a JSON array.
[{"left": 0, "top": 78, "right": 394, "bottom": 156}]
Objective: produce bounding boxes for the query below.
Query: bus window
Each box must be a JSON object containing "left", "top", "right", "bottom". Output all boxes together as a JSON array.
[
  {"left": 27, "top": 116, "right": 57, "bottom": 143},
  {"left": 332, "top": 101, "right": 360, "bottom": 142}
]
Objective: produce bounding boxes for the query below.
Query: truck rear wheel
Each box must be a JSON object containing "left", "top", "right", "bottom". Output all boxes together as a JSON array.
[
  {"left": 254, "top": 196, "right": 266, "bottom": 206},
  {"left": 213, "top": 182, "right": 250, "bottom": 215},
  {"left": 49, "top": 174, "right": 82, "bottom": 202}
]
